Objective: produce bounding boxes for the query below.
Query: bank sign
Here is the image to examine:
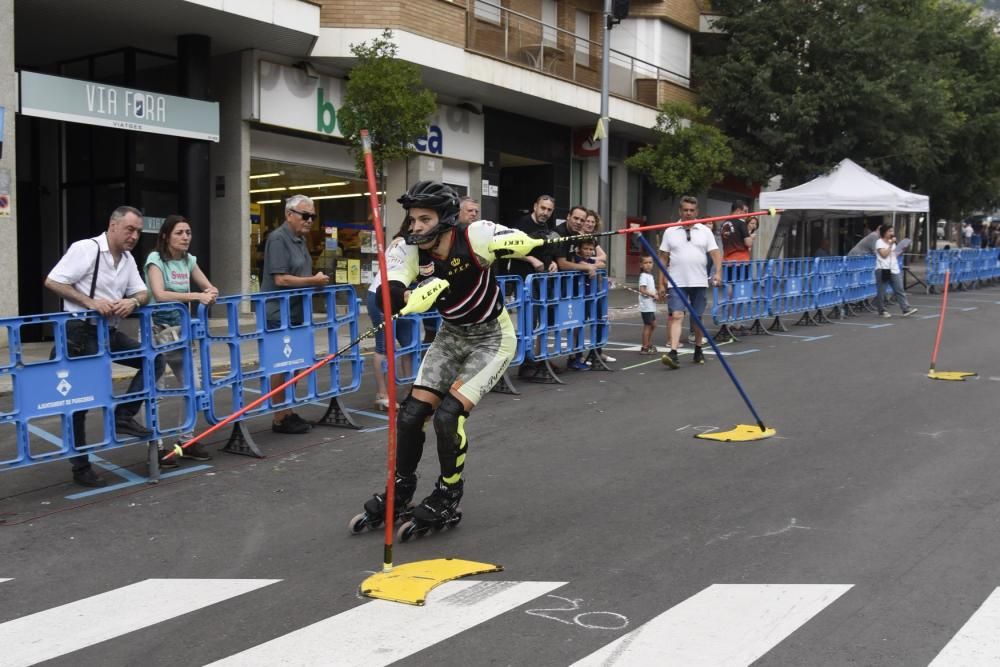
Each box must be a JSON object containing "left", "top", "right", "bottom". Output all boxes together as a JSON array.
[
  {"left": 257, "top": 61, "right": 484, "bottom": 164},
  {"left": 20, "top": 71, "right": 220, "bottom": 142}
]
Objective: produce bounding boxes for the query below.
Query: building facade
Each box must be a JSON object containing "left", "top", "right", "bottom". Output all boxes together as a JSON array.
[{"left": 5, "top": 0, "right": 714, "bottom": 329}]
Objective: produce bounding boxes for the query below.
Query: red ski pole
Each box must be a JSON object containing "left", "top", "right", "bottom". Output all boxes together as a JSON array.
[
  {"left": 929, "top": 269, "right": 951, "bottom": 373},
  {"left": 360, "top": 129, "right": 401, "bottom": 573}
]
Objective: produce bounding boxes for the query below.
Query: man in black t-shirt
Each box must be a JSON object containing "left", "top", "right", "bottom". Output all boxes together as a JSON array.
[{"left": 497, "top": 195, "right": 559, "bottom": 278}]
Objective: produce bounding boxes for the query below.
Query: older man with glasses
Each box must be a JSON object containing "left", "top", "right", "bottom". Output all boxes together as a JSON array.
[
  {"left": 261, "top": 194, "right": 329, "bottom": 434},
  {"left": 656, "top": 195, "right": 721, "bottom": 369}
]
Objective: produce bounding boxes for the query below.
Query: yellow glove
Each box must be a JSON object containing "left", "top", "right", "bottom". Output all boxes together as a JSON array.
[
  {"left": 488, "top": 232, "right": 544, "bottom": 258},
  {"left": 400, "top": 278, "right": 449, "bottom": 315}
]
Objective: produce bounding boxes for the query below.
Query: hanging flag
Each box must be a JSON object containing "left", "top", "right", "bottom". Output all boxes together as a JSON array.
[{"left": 592, "top": 117, "right": 607, "bottom": 143}]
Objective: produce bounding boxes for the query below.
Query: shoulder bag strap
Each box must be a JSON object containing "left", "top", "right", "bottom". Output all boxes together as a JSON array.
[{"left": 88, "top": 239, "right": 101, "bottom": 299}]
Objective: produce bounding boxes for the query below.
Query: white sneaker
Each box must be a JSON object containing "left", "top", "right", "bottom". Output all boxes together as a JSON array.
[
  {"left": 601, "top": 354, "right": 616, "bottom": 362},
  {"left": 902, "top": 308, "right": 918, "bottom": 317},
  {"left": 880, "top": 312, "right": 892, "bottom": 318}
]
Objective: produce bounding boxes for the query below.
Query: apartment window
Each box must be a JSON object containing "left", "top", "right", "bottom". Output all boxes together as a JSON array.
[
  {"left": 610, "top": 18, "right": 691, "bottom": 85},
  {"left": 542, "top": 0, "right": 558, "bottom": 45},
  {"left": 575, "top": 11, "right": 591, "bottom": 65},
  {"left": 474, "top": 0, "right": 502, "bottom": 25}
]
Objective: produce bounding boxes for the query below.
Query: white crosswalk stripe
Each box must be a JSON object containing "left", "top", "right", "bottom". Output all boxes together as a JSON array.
[
  {"left": 569, "top": 584, "right": 853, "bottom": 667},
  {"left": 929, "top": 587, "right": 1000, "bottom": 666},
  {"left": 0, "top": 578, "right": 279, "bottom": 667},
  {"left": 206, "top": 580, "right": 565, "bottom": 667}
]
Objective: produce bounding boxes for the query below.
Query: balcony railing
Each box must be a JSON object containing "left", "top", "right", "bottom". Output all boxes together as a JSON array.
[{"left": 465, "top": 0, "right": 692, "bottom": 107}]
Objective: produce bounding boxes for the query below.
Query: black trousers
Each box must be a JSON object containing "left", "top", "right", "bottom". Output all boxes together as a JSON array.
[{"left": 55, "top": 320, "right": 162, "bottom": 471}]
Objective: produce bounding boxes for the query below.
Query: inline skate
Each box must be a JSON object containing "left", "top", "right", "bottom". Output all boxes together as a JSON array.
[
  {"left": 348, "top": 474, "right": 417, "bottom": 534},
  {"left": 397, "top": 479, "right": 463, "bottom": 542}
]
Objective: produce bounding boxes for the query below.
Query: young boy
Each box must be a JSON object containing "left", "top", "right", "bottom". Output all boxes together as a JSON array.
[
  {"left": 567, "top": 238, "right": 597, "bottom": 370},
  {"left": 638, "top": 254, "right": 658, "bottom": 354}
]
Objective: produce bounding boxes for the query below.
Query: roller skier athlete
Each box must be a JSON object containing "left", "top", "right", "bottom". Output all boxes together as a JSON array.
[{"left": 349, "top": 181, "right": 544, "bottom": 540}]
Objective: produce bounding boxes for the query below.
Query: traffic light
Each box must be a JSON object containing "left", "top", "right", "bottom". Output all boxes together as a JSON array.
[{"left": 607, "top": 0, "right": 629, "bottom": 28}]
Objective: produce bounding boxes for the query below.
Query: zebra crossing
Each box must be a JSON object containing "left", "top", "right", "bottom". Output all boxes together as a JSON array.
[{"left": 2, "top": 577, "right": 1000, "bottom": 666}]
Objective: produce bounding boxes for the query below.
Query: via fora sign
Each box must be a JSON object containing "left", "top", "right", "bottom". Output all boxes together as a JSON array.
[
  {"left": 257, "top": 61, "right": 484, "bottom": 164},
  {"left": 20, "top": 71, "right": 220, "bottom": 142}
]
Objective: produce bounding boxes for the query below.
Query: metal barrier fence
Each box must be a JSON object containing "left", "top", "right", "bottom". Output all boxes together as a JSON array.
[
  {"left": 0, "top": 304, "right": 192, "bottom": 471},
  {"left": 0, "top": 287, "right": 363, "bottom": 474},
  {"left": 926, "top": 248, "right": 1000, "bottom": 289}
]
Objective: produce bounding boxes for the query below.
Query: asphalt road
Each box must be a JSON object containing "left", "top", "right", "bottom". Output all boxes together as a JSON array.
[{"left": 1, "top": 286, "right": 999, "bottom": 666}]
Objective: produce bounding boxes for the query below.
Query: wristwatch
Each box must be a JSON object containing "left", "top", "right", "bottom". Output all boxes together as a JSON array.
[{"left": 131, "top": 297, "right": 141, "bottom": 309}]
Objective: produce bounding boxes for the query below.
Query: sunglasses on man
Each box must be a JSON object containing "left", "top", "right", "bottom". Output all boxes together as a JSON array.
[{"left": 291, "top": 209, "right": 317, "bottom": 221}]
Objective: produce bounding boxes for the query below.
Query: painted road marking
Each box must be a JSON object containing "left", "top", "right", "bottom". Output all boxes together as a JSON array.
[
  {"left": 0, "top": 579, "right": 279, "bottom": 667},
  {"left": 569, "top": 584, "right": 852, "bottom": 667},
  {"left": 206, "top": 580, "right": 565, "bottom": 667},
  {"left": 930, "top": 587, "right": 1000, "bottom": 666},
  {"left": 832, "top": 321, "right": 894, "bottom": 329},
  {"left": 769, "top": 333, "right": 833, "bottom": 342}
]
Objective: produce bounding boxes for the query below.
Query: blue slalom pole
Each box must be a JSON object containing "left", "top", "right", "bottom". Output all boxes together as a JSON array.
[{"left": 637, "top": 235, "right": 769, "bottom": 432}]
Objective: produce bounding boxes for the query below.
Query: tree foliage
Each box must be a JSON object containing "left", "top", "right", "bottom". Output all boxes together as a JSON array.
[
  {"left": 625, "top": 101, "right": 734, "bottom": 198},
  {"left": 338, "top": 30, "right": 437, "bottom": 177},
  {"left": 698, "top": 0, "right": 1000, "bottom": 218}
]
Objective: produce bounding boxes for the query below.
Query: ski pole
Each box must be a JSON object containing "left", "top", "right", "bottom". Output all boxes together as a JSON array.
[
  {"left": 361, "top": 129, "right": 402, "bottom": 573},
  {"left": 162, "top": 280, "right": 447, "bottom": 461},
  {"left": 929, "top": 268, "right": 951, "bottom": 373},
  {"left": 544, "top": 208, "right": 780, "bottom": 248},
  {"left": 637, "top": 235, "right": 769, "bottom": 432}
]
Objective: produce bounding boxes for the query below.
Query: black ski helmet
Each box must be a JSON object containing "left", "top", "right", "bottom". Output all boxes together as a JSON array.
[{"left": 398, "top": 181, "right": 460, "bottom": 245}]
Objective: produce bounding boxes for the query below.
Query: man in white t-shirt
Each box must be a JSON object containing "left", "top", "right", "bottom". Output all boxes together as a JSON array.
[
  {"left": 45, "top": 205, "right": 160, "bottom": 488},
  {"left": 656, "top": 196, "right": 722, "bottom": 369}
]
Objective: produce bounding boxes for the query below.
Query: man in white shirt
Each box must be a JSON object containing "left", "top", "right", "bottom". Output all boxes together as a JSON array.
[
  {"left": 45, "top": 205, "right": 159, "bottom": 487},
  {"left": 656, "top": 196, "right": 722, "bottom": 368}
]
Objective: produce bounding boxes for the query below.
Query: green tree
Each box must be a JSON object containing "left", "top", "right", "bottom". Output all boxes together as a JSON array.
[
  {"left": 338, "top": 29, "right": 437, "bottom": 181},
  {"left": 624, "top": 101, "right": 733, "bottom": 198},
  {"left": 698, "top": 0, "right": 1000, "bottom": 218}
]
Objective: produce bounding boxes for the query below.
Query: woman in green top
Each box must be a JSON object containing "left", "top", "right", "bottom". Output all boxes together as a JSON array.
[{"left": 145, "top": 214, "right": 219, "bottom": 463}]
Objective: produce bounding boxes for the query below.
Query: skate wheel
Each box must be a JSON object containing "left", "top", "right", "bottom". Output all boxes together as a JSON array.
[
  {"left": 452, "top": 511, "right": 462, "bottom": 527},
  {"left": 348, "top": 512, "right": 368, "bottom": 535},
  {"left": 397, "top": 520, "right": 418, "bottom": 543}
]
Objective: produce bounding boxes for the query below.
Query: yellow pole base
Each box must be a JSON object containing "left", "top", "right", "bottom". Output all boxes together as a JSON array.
[
  {"left": 695, "top": 424, "right": 777, "bottom": 442},
  {"left": 928, "top": 370, "right": 977, "bottom": 381},
  {"left": 360, "top": 558, "right": 503, "bottom": 606}
]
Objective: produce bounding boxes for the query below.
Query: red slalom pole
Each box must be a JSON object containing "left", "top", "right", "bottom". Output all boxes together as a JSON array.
[
  {"left": 361, "top": 129, "right": 400, "bottom": 573},
  {"left": 929, "top": 268, "right": 951, "bottom": 373}
]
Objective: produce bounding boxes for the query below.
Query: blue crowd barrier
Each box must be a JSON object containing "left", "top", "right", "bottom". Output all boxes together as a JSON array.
[
  {"left": 197, "top": 286, "right": 362, "bottom": 426},
  {"left": 525, "top": 271, "right": 608, "bottom": 362},
  {"left": 769, "top": 258, "right": 815, "bottom": 322},
  {"left": 711, "top": 260, "right": 771, "bottom": 327},
  {"left": 925, "top": 248, "right": 1000, "bottom": 289},
  {"left": 0, "top": 303, "right": 193, "bottom": 472}
]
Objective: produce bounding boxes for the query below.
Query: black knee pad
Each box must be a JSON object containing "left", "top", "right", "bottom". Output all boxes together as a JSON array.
[
  {"left": 433, "top": 394, "right": 470, "bottom": 483},
  {"left": 396, "top": 395, "right": 434, "bottom": 476}
]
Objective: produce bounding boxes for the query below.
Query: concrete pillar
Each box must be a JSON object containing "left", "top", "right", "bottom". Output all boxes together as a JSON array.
[
  {"left": 178, "top": 34, "right": 211, "bottom": 276},
  {"left": 209, "top": 51, "right": 250, "bottom": 298},
  {"left": 0, "top": 0, "right": 18, "bottom": 328}
]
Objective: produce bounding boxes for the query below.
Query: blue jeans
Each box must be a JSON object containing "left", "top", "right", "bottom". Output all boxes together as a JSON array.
[{"left": 876, "top": 270, "right": 911, "bottom": 313}]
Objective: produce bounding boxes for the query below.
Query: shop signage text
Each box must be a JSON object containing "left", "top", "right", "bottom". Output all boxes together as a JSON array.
[
  {"left": 20, "top": 72, "right": 220, "bottom": 142},
  {"left": 258, "top": 61, "right": 483, "bottom": 164}
]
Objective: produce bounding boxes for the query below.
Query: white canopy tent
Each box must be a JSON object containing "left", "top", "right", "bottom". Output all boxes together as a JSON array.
[{"left": 759, "top": 158, "right": 930, "bottom": 256}]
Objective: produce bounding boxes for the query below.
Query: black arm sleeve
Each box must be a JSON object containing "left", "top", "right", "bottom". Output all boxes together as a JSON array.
[{"left": 374, "top": 280, "right": 408, "bottom": 316}]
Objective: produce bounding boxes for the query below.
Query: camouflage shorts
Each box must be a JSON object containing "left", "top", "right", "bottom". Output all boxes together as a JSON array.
[{"left": 414, "top": 308, "right": 516, "bottom": 405}]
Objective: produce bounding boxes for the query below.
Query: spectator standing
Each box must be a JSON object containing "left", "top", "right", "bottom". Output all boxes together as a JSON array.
[
  {"left": 815, "top": 238, "right": 832, "bottom": 257},
  {"left": 848, "top": 220, "right": 881, "bottom": 256},
  {"left": 720, "top": 200, "right": 755, "bottom": 262},
  {"left": 367, "top": 219, "right": 414, "bottom": 411},
  {"left": 657, "top": 196, "right": 721, "bottom": 368},
  {"left": 497, "top": 195, "right": 558, "bottom": 381},
  {"left": 261, "top": 194, "right": 329, "bottom": 434},
  {"left": 638, "top": 255, "right": 658, "bottom": 354},
  {"left": 582, "top": 210, "right": 614, "bottom": 362},
  {"left": 963, "top": 221, "right": 973, "bottom": 248},
  {"left": 44, "top": 205, "right": 161, "bottom": 487},
  {"left": 875, "top": 224, "right": 917, "bottom": 318},
  {"left": 144, "top": 214, "right": 218, "bottom": 464},
  {"left": 566, "top": 237, "right": 597, "bottom": 371}
]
